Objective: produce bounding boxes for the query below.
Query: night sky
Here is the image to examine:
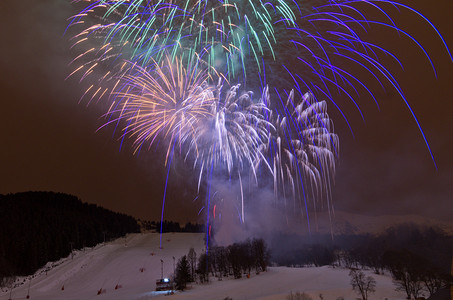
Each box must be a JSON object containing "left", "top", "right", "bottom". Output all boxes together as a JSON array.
[{"left": 1, "top": 0, "right": 452, "bottom": 223}]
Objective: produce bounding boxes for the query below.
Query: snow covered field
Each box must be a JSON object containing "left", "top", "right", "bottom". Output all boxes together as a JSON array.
[{"left": 1, "top": 232, "right": 406, "bottom": 300}]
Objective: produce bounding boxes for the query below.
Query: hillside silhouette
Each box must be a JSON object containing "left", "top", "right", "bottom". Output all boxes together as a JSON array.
[{"left": 0, "top": 191, "right": 140, "bottom": 281}]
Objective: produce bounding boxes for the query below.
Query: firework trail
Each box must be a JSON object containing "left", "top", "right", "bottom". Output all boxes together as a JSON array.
[{"left": 259, "top": 88, "right": 339, "bottom": 230}]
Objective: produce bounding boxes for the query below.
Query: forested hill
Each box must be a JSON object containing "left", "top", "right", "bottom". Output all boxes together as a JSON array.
[{"left": 0, "top": 191, "right": 140, "bottom": 279}]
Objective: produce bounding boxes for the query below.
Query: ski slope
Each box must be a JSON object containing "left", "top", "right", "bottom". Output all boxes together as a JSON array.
[{"left": 1, "top": 232, "right": 406, "bottom": 300}]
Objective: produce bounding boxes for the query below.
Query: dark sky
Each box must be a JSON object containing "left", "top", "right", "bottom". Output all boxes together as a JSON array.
[{"left": 0, "top": 0, "right": 452, "bottom": 223}]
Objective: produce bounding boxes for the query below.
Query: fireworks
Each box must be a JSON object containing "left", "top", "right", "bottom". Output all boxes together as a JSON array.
[
  {"left": 100, "top": 55, "right": 216, "bottom": 164},
  {"left": 66, "top": 1, "right": 450, "bottom": 237},
  {"left": 187, "top": 81, "right": 272, "bottom": 178},
  {"left": 67, "top": 0, "right": 302, "bottom": 93},
  {"left": 103, "top": 53, "right": 272, "bottom": 174},
  {"left": 260, "top": 89, "right": 339, "bottom": 218}
]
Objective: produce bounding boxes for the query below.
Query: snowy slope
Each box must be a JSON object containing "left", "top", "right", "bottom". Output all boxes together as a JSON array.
[
  {"left": 1, "top": 233, "right": 204, "bottom": 300},
  {"left": 1, "top": 232, "right": 407, "bottom": 300}
]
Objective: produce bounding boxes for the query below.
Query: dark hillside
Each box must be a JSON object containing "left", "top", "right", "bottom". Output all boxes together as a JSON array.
[{"left": 0, "top": 191, "right": 139, "bottom": 280}]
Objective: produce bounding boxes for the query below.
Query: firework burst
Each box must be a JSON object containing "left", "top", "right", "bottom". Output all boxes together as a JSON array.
[
  {"left": 259, "top": 88, "right": 339, "bottom": 225},
  {"left": 100, "top": 54, "right": 217, "bottom": 164},
  {"left": 188, "top": 81, "right": 272, "bottom": 179}
]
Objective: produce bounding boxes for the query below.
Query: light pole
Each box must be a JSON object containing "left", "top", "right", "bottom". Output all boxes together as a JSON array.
[
  {"left": 26, "top": 279, "right": 31, "bottom": 299},
  {"left": 160, "top": 259, "right": 163, "bottom": 279},
  {"left": 173, "top": 256, "right": 175, "bottom": 278},
  {"left": 173, "top": 256, "right": 176, "bottom": 291}
]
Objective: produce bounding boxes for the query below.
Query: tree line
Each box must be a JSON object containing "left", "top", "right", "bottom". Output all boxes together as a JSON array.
[
  {"left": 0, "top": 191, "right": 140, "bottom": 285},
  {"left": 270, "top": 223, "right": 453, "bottom": 298},
  {"left": 174, "top": 238, "right": 270, "bottom": 290},
  {"left": 140, "top": 220, "right": 205, "bottom": 233}
]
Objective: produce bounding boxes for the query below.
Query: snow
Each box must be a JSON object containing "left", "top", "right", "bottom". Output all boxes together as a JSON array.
[
  {"left": 157, "top": 266, "right": 404, "bottom": 300},
  {"left": 1, "top": 232, "right": 406, "bottom": 300}
]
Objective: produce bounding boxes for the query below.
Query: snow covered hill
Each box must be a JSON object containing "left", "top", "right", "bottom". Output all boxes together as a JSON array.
[{"left": 1, "top": 232, "right": 408, "bottom": 300}]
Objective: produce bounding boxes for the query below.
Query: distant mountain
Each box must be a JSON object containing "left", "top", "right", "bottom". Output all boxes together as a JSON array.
[{"left": 287, "top": 211, "right": 453, "bottom": 235}]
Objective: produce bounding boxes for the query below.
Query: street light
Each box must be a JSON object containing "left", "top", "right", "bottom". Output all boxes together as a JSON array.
[
  {"left": 69, "top": 242, "right": 74, "bottom": 260},
  {"left": 173, "top": 256, "right": 176, "bottom": 291},
  {"left": 173, "top": 256, "right": 175, "bottom": 277}
]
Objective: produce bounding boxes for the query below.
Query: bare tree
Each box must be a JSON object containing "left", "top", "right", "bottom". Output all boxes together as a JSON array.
[
  {"left": 390, "top": 266, "right": 423, "bottom": 299},
  {"left": 286, "top": 291, "right": 313, "bottom": 300},
  {"left": 383, "top": 250, "right": 426, "bottom": 299},
  {"left": 349, "top": 269, "right": 376, "bottom": 300},
  {"left": 422, "top": 270, "right": 452, "bottom": 297}
]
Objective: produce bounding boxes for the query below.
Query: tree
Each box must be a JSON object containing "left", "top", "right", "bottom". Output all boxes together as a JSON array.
[
  {"left": 174, "top": 255, "right": 191, "bottom": 290},
  {"left": 286, "top": 291, "right": 314, "bottom": 300},
  {"left": 187, "top": 248, "right": 197, "bottom": 282},
  {"left": 308, "top": 244, "right": 335, "bottom": 267},
  {"left": 422, "top": 270, "right": 452, "bottom": 297},
  {"left": 383, "top": 250, "right": 425, "bottom": 299},
  {"left": 227, "top": 243, "right": 243, "bottom": 279},
  {"left": 196, "top": 253, "right": 210, "bottom": 283},
  {"left": 349, "top": 269, "right": 376, "bottom": 300},
  {"left": 252, "top": 238, "right": 269, "bottom": 273},
  {"left": 211, "top": 246, "right": 228, "bottom": 280}
]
